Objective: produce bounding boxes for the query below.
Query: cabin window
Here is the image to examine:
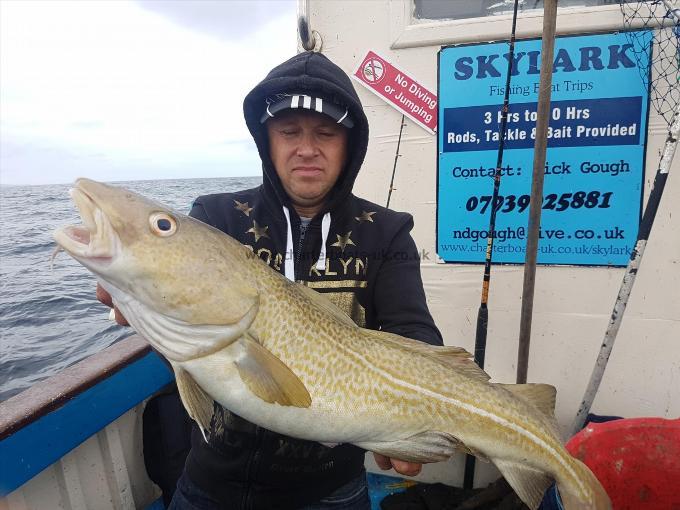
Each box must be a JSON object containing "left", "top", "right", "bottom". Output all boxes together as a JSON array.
[
  {"left": 414, "top": 0, "right": 624, "bottom": 21},
  {"left": 391, "top": 0, "right": 628, "bottom": 49}
]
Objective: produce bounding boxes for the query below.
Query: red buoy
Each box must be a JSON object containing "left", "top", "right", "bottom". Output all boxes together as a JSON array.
[{"left": 566, "top": 417, "right": 680, "bottom": 510}]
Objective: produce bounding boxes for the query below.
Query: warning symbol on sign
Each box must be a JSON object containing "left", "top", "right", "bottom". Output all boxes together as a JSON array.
[
  {"left": 353, "top": 50, "right": 437, "bottom": 134},
  {"left": 361, "top": 58, "right": 385, "bottom": 84}
]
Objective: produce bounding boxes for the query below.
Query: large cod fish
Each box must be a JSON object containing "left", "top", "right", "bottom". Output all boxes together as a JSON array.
[{"left": 54, "top": 179, "right": 610, "bottom": 510}]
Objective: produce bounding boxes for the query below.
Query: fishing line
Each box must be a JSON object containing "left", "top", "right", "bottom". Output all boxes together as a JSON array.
[
  {"left": 386, "top": 114, "right": 406, "bottom": 209},
  {"left": 464, "top": 0, "right": 521, "bottom": 490}
]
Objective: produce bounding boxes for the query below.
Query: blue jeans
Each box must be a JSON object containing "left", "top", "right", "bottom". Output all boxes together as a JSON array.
[
  {"left": 299, "top": 471, "right": 370, "bottom": 510},
  {"left": 168, "top": 470, "right": 370, "bottom": 510},
  {"left": 539, "top": 484, "right": 564, "bottom": 510},
  {"left": 167, "top": 473, "right": 220, "bottom": 510}
]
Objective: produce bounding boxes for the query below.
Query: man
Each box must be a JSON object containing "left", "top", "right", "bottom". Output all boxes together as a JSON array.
[{"left": 99, "top": 50, "right": 442, "bottom": 509}]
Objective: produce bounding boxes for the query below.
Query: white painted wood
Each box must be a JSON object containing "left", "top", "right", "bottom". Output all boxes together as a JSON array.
[
  {"left": 57, "top": 453, "right": 88, "bottom": 510},
  {"left": 1, "top": 491, "right": 27, "bottom": 510},
  {"left": 1, "top": 403, "right": 160, "bottom": 510},
  {"left": 99, "top": 422, "right": 135, "bottom": 509}
]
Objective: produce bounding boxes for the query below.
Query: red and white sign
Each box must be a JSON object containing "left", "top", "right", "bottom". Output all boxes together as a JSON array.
[{"left": 353, "top": 50, "right": 437, "bottom": 134}]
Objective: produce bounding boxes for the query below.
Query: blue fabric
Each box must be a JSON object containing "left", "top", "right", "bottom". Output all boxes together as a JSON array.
[
  {"left": 539, "top": 484, "right": 564, "bottom": 510},
  {"left": 168, "top": 470, "right": 370, "bottom": 510},
  {"left": 167, "top": 472, "right": 221, "bottom": 510},
  {"left": 299, "top": 472, "right": 371, "bottom": 510},
  {"left": 146, "top": 497, "right": 167, "bottom": 510}
]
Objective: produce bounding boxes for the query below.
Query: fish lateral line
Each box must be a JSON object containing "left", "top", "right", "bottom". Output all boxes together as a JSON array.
[{"left": 331, "top": 338, "right": 583, "bottom": 491}]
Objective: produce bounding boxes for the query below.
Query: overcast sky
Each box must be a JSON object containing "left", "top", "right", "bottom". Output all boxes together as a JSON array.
[{"left": 0, "top": 0, "right": 297, "bottom": 186}]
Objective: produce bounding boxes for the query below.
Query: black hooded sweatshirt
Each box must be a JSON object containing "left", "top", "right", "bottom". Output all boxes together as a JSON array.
[{"left": 183, "top": 51, "right": 442, "bottom": 509}]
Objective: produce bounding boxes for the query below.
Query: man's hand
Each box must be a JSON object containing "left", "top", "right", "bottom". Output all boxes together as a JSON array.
[
  {"left": 373, "top": 453, "right": 422, "bottom": 477},
  {"left": 96, "top": 283, "right": 130, "bottom": 326}
]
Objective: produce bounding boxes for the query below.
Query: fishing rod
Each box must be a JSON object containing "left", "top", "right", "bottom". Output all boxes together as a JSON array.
[
  {"left": 386, "top": 114, "right": 406, "bottom": 209},
  {"left": 571, "top": 101, "right": 680, "bottom": 435},
  {"left": 570, "top": 1, "right": 680, "bottom": 435},
  {"left": 463, "top": 0, "right": 521, "bottom": 490}
]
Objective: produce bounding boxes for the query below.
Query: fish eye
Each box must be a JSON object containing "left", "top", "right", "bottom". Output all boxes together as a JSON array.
[{"left": 149, "top": 212, "right": 177, "bottom": 237}]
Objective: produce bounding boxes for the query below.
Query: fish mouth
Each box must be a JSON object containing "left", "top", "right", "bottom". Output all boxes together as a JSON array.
[{"left": 53, "top": 183, "right": 119, "bottom": 266}]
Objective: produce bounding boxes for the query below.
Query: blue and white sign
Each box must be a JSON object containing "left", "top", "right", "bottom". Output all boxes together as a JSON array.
[{"left": 437, "top": 32, "right": 651, "bottom": 266}]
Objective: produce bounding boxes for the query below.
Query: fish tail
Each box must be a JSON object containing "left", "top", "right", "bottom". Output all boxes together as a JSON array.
[{"left": 557, "top": 457, "right": 611, "bottom": 510}]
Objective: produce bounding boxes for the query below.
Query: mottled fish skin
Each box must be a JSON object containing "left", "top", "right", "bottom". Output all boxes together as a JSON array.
[{"left": 53, "top": 179, "right": 611, "bottom": 510}]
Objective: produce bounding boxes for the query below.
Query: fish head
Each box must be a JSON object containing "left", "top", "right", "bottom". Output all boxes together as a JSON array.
[{"left": 53, "top": 178, "right": 258, "bottom": 327}]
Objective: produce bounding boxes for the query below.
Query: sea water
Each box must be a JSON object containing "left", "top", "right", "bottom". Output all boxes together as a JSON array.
[{"left": 0, "top": 176, "right": 261, "bottom": 401}]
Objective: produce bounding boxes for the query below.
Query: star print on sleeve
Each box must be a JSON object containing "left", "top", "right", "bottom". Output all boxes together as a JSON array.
[
  {"left": 247, "top": 220, "right": 269, "bottom": 242},
  {"left": 355, "top": 211, "right": 376, "bottom": 223},
  {"left": 331, "top": 231, "right": 356, "bottom": 252},
  {"left": 234, "top": 200, "right": 253, "bottom": 216}
]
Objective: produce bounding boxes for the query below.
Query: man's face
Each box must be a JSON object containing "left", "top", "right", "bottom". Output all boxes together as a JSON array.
[{"left": 266, "top": 109, "right": 348, "bottom": 215}]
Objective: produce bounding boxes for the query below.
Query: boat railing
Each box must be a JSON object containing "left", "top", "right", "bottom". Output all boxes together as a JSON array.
[{"left": 0, "top": 334, "right": 173, "bottom": 500}]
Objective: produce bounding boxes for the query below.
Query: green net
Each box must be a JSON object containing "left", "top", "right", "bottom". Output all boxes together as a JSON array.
[{"left": 620, "top": 0, "right": 680, "bottom": 125}]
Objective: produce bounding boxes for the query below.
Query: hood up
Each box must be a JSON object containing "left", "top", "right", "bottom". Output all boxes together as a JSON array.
[{"left": 243, "top": 51, "right": 369, "bottom": 217}]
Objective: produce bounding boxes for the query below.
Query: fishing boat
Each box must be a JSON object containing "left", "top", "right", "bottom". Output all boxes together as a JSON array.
[{"left": 2, "top": 0, "right": 679, "bottom": 508}]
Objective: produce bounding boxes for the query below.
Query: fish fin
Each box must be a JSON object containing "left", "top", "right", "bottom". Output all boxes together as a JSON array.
[
  {"left": 174, "top": 367, "right": 214, "bottom": 435},
  {"left": 295, "top": 283, "right": 357, "bottom": 328},
  {"left": 357, "top": 430, "right": 487, "bottom": 464},
  {"left": 494, "top": 459, "right": 553, "bottom": 510},
  {"left": 235, "top": 335, "right": 312, "bottom": 408},
  {"left": 436, "top": 355, "right": 491, "bottom": 383},
  {"left": 369, "top": 330, "right": 490, "bottom": 382},
  {"left": 495, "top": 383, "right": 561, "bottom": 437},
  {"left": 495, "top": 383, "right": 556, "bottom": 415}
]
